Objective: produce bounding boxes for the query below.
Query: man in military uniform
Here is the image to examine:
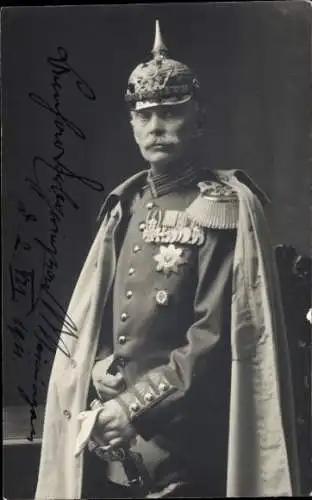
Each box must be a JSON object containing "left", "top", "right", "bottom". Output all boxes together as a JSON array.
[{"left": 35, "top": 20, "right": 300, "bottom": 499}]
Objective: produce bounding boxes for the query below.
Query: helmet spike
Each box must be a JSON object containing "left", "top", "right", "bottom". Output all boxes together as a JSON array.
[
  {"left": 151, "top": 19, "right": 168, "bottom": 59},
  {"left": 125, "top": 19, "right": 199, "bottom": 110}
]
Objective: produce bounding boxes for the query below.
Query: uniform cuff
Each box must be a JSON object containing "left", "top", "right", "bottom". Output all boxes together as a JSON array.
[{"left": 116, "top": 368, "right": 179, "bottom": 439}]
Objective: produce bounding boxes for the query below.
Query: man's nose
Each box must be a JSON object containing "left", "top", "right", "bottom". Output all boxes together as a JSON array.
[{"left": 147, "top": 112, "right": 164, "bottom": 134}]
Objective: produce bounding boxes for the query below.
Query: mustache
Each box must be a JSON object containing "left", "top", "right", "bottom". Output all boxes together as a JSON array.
[{"left": 145, "top": 138, "right": 177, "bottom": 148}]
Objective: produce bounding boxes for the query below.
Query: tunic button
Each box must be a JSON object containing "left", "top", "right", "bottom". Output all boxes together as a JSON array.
[
  {"left": 139, "top": 222, "right": 146, "bottom": 231},
  {"left": 63, "top": 409, "right": 71, "bottom": 419},
  {"left": 118, "top": 335, "right": 127, "bottom": 345},
  {"left": 146, "top": 202, "right": 154, "bottom": 210},
  {"left": 128, "top": 267, "right": 135, "bottom": 276},
  {"left": 121, "top": 313, "right": 128, "bottom": 322},
  {"left": 133, "top": 244, "right": 141, "bottom": 253},
  {"left": 126, "top": 290, "right": 133, "bottom": 299}
]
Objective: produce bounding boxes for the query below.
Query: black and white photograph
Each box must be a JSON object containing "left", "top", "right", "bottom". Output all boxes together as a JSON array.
[{"left": 2, "top": 2, "right": 311, "bottom": 498}]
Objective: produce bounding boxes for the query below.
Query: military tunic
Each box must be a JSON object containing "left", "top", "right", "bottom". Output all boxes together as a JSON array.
[{"left": 86, "top": 165, "right": 237, "bottom": 496}]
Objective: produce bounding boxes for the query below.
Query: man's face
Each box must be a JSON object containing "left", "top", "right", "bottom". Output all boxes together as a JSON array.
[{"left": 130, "top": 100, "right": 199, "bottom": 168}]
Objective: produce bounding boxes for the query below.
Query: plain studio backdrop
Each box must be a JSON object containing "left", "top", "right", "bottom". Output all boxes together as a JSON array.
[{"left": 2, "top": 1, "right": 310, "bottom": 408}]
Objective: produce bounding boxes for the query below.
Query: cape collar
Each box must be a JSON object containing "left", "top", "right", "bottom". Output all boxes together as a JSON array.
[
  {"left": 96, "top": 167, "right": 270, "bottom": 225},
  {"left": 97, "top": 170, "right": 148, "bottom": 223}
]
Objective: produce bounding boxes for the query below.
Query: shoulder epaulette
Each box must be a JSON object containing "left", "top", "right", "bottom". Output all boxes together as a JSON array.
[{"left": 186, "top": 180, "right": 239, "bottom": 230}]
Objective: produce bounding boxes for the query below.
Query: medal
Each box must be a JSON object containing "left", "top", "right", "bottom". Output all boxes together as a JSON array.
[
  {"left": 154, "top": 244, "right": 187, "bottom": 275},
  {"left": 180, "top": 227, "right": 192, "bottom": 243},
  {"left": 160, "top": 229, "right": 171, "bottom": 244},
  {"left": 155, "top": 290, "right": 169, "bottom": 305},
  {"left": 142, "top": 208, "right": 163, "bottom": 243},
  {"left": 142, "top": 227, "right": 155, "bottom": 243},
  {"left": 168, "top": 229, "right": 179, "bottom": 243},
  {"left": 176, "top": 212, "right": 188, "bottom": 230},
  {"left": 190, "top": 226, "right": 205, "bottom": 246},
  {"left": 153, "top": 227, "right": 163, "bottom": 243},
  {"left": 162, "top": 210, "right": 179, "bottom": 228},
  {"left": 142, "top": 208, "right": 206, "bottom": 246},
  {"left": 175, "top": 230, "right": 183, "bottom": 243}
]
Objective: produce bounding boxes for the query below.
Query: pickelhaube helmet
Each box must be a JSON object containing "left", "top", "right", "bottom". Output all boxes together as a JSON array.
[{"left": 125, "top": 20, "right": 200, "bottom": 111}]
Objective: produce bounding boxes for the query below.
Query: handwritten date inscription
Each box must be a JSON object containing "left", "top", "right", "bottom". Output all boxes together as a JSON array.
[{"left": 7, "top": 46, "right": 104, "bottom": 441}]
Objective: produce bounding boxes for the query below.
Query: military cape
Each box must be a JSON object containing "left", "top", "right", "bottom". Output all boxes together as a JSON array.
[{"left": 35, "top": 169, "right": 300, "bottom": 499}]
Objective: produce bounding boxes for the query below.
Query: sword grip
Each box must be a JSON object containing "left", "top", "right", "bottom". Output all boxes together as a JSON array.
[{"left": 89, "top": 398, "right": 151, "bottom": 494}]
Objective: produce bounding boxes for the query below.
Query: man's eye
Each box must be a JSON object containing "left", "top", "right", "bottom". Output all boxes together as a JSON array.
[
  {"left": 163, "top": 109, "right": 175, "bottom": 118},
  {"left": 135, "top": 111, "right": 149, "bottom": 122}
]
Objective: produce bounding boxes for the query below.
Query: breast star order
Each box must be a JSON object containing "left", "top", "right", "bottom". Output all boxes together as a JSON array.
[{"left": 153, "top": 244, "right": 187, "bottom": 275}]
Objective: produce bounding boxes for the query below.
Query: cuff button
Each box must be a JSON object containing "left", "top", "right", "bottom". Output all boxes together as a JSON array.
[
  {"left": 144, "top": 392, "right": 154, "bottom": 403},
  {"left": 158, "top": 382, "right": 169, "bottom": 393},
  {"left": 129, "top": 402, "right": 140, "bottom": 413}
]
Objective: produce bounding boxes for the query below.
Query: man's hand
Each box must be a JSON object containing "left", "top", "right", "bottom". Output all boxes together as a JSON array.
[
  {"left": 92, "top": 355, "right": 126, "bottom": 401},
  {"left": 92, "top": 399, "right": 136, "bottom": 449}
]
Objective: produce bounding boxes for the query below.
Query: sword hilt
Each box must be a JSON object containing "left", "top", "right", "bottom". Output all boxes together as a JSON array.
[{"left": 89, "top": 398, "right": 151, "bottom": 494}]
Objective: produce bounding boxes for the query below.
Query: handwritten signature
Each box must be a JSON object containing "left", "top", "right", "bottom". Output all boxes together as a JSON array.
[{"left": 7, "top": 46, "right": 104, "bottom": 441}]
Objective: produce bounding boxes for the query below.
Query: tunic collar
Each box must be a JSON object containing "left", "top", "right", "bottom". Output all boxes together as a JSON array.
[{"left": 147, "top": 162, "right": 199, "bottom": 198}]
